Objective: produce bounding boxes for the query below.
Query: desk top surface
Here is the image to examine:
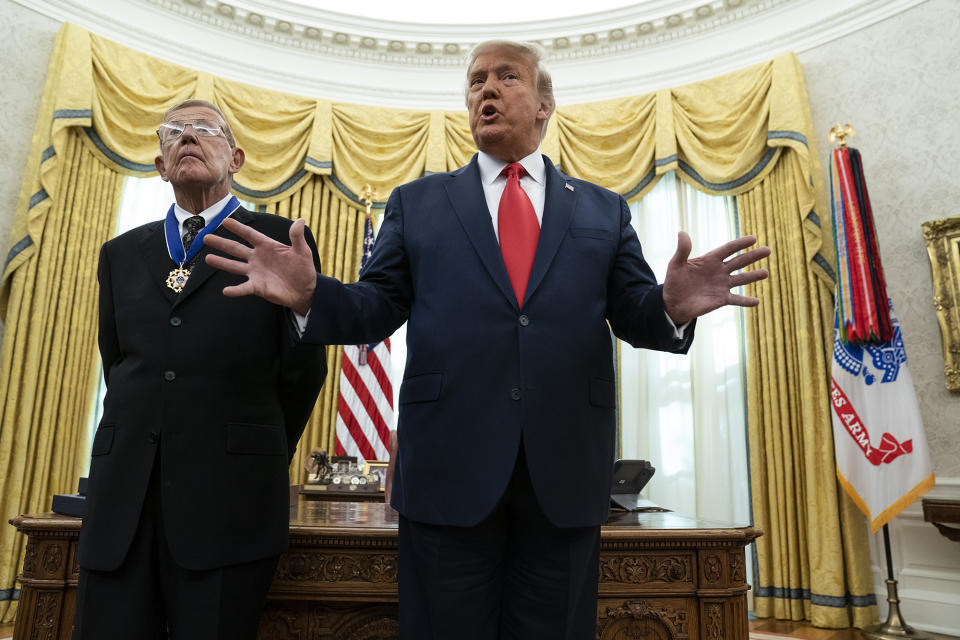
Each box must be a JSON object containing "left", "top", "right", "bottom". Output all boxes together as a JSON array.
[
  {"left": 287, "top": 497, "right": 759, "bottom": 542},
  {"left": 11, "top": 496, "right": 761, "bottom": 544}
]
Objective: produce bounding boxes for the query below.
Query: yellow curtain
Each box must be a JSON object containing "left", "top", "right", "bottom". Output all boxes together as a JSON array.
[
  {"left": 739, "top": 152, "right": 875, "bottom": 628},
  {"left": 0, "top": 23, "right": 877, "bottom": 626},
  {"left": 0, "top": 132, "right": 123, "bottom": 622}
]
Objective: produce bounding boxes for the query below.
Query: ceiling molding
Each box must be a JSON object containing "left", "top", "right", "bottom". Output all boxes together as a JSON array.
[{"left": 13, "top": 0, "right": 927, "bottom": 108}]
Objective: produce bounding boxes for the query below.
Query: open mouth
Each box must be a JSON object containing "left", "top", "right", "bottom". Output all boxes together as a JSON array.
[{"left": 480, "top": 103, "right": 498, "bottom": 120}]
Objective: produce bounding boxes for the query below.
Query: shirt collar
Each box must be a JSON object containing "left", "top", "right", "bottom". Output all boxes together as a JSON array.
[
  {"left": 173, "top": 193, "right": 234, "bottom": 225},
  {"left": 478, "top": 148, "right": 545, "bottom": 187}
]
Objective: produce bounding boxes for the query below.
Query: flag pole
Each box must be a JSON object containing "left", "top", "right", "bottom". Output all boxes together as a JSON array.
[{"left": 861, "top": 524, "right": 931, "bottom": 640}]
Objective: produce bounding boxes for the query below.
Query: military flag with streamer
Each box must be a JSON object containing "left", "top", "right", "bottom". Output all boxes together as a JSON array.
[{"left": 829, "top": 143, "right": 935, "bottom": 532}]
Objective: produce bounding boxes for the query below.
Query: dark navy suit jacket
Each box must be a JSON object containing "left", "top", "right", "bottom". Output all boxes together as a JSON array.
[{"left": 303, "top": 155, "right": 692, "bottom": 528}]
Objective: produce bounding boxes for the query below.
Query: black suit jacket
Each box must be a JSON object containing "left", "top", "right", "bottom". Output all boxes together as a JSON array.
[
  {"left": 302, "top": 156, "right": 693, "bottom": 529},
  {"left": 78, "top": 207, "right": 326, "bottom": 572}
]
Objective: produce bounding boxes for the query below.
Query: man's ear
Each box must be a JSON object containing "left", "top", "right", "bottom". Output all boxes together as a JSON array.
[
  {"left": 155, "top": 155, "right": 169, "bottom": 182},
  {"left": 229, "top": 147, "right": 246, "bottom": 174},
  {"left": 537, "top": 100, "right": 553, "bottom": 124}
]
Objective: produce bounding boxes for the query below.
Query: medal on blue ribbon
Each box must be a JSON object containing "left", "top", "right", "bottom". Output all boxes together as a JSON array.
[{"left": 165, "top": 195, "right": 240, "bottom": 293}]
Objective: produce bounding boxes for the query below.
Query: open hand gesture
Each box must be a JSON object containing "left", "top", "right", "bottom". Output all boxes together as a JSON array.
[
  {"left": 662, "top": 231, "right": 770, "bottom": 326},
  {"left": 204, "top": 217, "right": 317, "bottom": 315}
]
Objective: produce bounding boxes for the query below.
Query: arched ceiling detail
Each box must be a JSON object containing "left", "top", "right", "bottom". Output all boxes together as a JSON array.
[{"left": 17, "top": 0, "right": 924, "bottom": 108}]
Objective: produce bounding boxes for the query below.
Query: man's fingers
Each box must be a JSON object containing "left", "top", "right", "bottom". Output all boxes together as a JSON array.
[
  {"left": 289, "top": 219, "right": 309, "bottom": 253},
  {"left": 221, "top": 281, "right": 256, "bottom": 298},
  {"left": 205, "top": 253, "right": 249, "bottom": 275},
  {"left": 724, "top": 246, "right": 771, "bottom": 272},
  {"left": 729, "top": 269, "right": 769, "bottom": 287},
  {"left": 706, "top": 235, "right": 759, "bottom": 261},
  {"left": 669, "top": 231, "right": 693, "bottom": 267},
  {"left": 219, "top": 216, "right": 273, "bottom": 246},
  {"left": 727, "top": 293, "right": 761, "bottom": 307},
  {"left": 204, "top": 233, "right": 253, "bottom": 259}
]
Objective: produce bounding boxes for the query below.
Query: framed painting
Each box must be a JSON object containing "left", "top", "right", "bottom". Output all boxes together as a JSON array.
[{"left": 922, "top": 215, "right": 960, "bottom": 391}]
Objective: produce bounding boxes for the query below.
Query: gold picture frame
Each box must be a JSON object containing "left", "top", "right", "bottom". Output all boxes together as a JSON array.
[
  {"left": 364, "top": 460, "right": 389, "bottom": 491},
  {"left": 922, "top": 215, "right": 960, "bottom": 391}
]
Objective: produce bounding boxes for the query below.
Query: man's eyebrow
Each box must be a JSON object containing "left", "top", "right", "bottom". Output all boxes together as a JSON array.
[{"left": 469, "top": 63, "right": 521, "bottom": 77}]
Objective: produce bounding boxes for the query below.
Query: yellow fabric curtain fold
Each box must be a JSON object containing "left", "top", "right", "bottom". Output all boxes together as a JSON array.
[
  {"left": 331, "top": 104, "right": 432, "bottom": 207},
  {"left": 215, "top": 78, "right": 318, "bottom": 203},
  {"left": 556, "top": 93, "right": 658, "bottom": 199},
  {"left": 0, "top": 133, "right": 123, "bottom": 622},
  {"left": 739, "top": 152, "right": 875, "bottom": 628}
]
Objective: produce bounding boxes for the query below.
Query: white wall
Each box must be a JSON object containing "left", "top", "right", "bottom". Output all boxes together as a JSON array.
[
  {"left": 799, "top": 0, "right": 960, "bottom": 633},
  {"left": 0, "top": 0, "right": 60, "bottom": 345}
]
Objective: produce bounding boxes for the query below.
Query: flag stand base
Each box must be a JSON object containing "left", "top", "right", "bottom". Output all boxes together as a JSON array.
[{"left": 861, "top": 578, "right": 931, "bottom": 639}]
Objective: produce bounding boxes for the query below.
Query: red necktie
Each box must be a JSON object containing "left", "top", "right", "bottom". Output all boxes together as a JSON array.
[{"left": 498, "top": 163, "right": 539, "bottom": 306}]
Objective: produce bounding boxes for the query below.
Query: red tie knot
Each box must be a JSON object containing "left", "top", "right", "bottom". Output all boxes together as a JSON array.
[{"left": 502, "top": 162, "right": 526, "bottom": 181}]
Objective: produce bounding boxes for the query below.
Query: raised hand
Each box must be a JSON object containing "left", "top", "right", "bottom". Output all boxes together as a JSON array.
[
  {"left": 662, "top": 231, "right": 770, "bottom": 326},
  {"left": 204, "top": 217, "right": 317, "bottom": 315}
]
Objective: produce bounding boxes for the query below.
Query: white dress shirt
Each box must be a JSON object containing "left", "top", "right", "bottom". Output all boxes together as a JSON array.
[{"left": 477, "top": 149, "right": 546, "bottom": 238}]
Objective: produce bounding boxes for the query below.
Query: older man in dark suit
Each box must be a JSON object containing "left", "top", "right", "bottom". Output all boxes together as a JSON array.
[
  {"left": 205, "top": 41, "right": 769, "bottom": 639},
  {"left": 73, "top": 99, "right": 326, "bottom": 640}
]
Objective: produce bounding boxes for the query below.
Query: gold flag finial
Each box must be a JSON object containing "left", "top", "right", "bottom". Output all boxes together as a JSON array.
[
  {"left": 828, "top": 123, "right": 856, "bottom": 148},
  {"left": 359, "top": 184, "right": 377, "bottom": 218}
]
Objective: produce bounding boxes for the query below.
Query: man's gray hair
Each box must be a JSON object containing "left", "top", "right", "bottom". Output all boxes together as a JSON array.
[
  {"left": 162, "top": 99, "right": 236, "bottom": 147},
  {"left": 466, "top": 40, "right": 556, "bottom": 135}
]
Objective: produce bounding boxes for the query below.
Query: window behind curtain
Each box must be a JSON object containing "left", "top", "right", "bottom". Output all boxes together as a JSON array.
[{"left": 619, "top": 171, "right": 750, "bottom": 529}]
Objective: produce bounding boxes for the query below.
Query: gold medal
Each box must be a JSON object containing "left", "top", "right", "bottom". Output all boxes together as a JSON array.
[{"left": 166, "top": 266, "right": 191, "bottom": 293}]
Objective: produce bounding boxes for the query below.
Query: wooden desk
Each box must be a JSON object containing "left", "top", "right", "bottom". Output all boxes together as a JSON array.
[
  {"left": 922, "top": 497, "right": 960, "bottom": 542},
  {"left": 10, "top": 497, "right": 760, "bottom": 639}
]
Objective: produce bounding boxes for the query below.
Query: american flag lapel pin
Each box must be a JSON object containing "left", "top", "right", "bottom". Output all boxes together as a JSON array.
[{"left": 565, "top": 183, "right": 575, "bottom": 192}]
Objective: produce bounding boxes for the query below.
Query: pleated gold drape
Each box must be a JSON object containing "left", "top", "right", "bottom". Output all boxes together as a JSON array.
[
  {"left": 739, "top": 152, "right": 876, "bottom": 627},
  {"left": 0, "top": 22, "right": 877, "bottom": 627},
  {"left": 0, "top": 132, "right": 123, "bottom": 622}
]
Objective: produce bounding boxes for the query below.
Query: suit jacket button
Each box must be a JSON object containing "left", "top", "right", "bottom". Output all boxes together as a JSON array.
[
  {"left": 169, "top": 316, "right": 182, "bottom": 327},
  {"left": 510, "top": 388, "right": 521, "bottom": 401},
  {"left": 149, "top": 432, "right": 159, "bottom": 444},
  {"left": 163, "top": 370, "right": 176, "bottom": 381},
  {"left": 518, "top": 314, "right": 529, "bottom": 326}
]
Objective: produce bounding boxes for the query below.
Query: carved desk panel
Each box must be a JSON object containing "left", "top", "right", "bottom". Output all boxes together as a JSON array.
[{"left": 10, "top": 499, "right": 760, "bottom": 640}]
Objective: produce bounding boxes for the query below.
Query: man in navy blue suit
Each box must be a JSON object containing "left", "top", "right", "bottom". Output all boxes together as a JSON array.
[{"left": 206, "top": 40, "right": 769, "bottom": 639}]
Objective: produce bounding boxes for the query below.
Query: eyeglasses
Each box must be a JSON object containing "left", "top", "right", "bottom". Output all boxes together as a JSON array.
[{"left": 157, "top": 119, "right": 225, "bottom": 142}]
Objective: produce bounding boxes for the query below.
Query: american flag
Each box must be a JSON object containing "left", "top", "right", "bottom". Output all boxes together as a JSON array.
[{"left": 335, "top": 215, "right": 394, "bottom": 463}]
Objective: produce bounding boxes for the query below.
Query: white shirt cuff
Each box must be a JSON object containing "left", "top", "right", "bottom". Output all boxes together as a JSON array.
[
  {"left": 291, "top": 308, "right": 310, "bottom": 337},
  {"left": 664, "top": 311, "right": 690, "bottom": 341}
]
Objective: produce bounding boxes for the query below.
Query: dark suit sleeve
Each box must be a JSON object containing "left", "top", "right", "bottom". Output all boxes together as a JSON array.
[
  {"left": 278, "top": 224, "right": 327, "bottom": 461},
  {"left": 97, "top": 243, "right": 121, "bottom": 385},
  {"left": 300, "top": 187, "right": 412, "bottom": 346},
  {"left": 606, "top": 195, "right": 695, "bottom": 353}
]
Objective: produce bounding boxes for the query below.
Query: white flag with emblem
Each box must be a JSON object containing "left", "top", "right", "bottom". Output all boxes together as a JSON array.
[{"left": 830, "top": 303, "right": 934, "bottom": 532}]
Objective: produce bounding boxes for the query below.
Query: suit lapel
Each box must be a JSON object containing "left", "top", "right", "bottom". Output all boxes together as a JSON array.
[
  {"left": 140, "top": 221, "right": 179, "bottom": 306},
  {"left": 444, "top": 157, "right": 518, "bottom": 309},
  {"left": 525, "top": 157, "right": 577, "bottom": 305}
]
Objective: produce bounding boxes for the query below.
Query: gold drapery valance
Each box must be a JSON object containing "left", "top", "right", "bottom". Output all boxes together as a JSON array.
[{"left": 0, "top": 22, "right": 872, "bottom": 628}]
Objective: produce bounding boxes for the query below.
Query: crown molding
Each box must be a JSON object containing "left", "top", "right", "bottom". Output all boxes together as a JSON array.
[{"left": 12, "top": 0, "right": 928, "bottom": 109}]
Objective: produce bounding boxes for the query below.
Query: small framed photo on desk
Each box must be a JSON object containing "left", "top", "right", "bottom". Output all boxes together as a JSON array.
[{"left": 364, "top": 460, "right": 389, "bottom": 491}]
